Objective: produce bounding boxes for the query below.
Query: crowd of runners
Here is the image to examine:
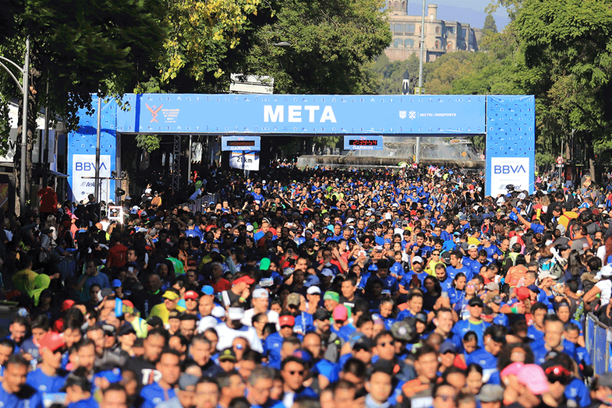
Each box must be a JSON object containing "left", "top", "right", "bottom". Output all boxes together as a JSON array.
[{"left": 2, "top": 164, "right": 612, "bottom": 408}]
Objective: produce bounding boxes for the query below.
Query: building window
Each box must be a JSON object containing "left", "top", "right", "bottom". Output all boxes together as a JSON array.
[
  {"left": 404, "top": 38, "right": 414, "bottom": 47},
  {"left": 394, "top": 38, "right": 403, "bottom": 48},
  {"left": 435, "top": 40, "right": 440, "bottom": 49},
  {"left": 400, "top": 1, "right": 406, "bottom": 11},
  {"left": 435, "top": 26, "right": 440, "bottom": 34},
  {"left": 447, "top": 26, "right": 454, "bottom": 34},
  {"left": 406, "top": 24, "right": 415, "bottom": 34},
  {"left": 393, "top": 23, "right": 403, "bottom": 35},
  {"left": 447, "top": 42, "right": 453, "bottom": 50}
]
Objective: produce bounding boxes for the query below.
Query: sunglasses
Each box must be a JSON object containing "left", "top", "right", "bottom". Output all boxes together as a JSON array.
[
  {"left": 288, "top": 370, "right": 305, "bottom": 376},
  {"left": 436, "top": 395, "right": 454, "bottom": 402},
  {"left": 433, "top": 253, "right": 440, "bottom": 255},
  {"left": 377, "top": 340, "right": 395, "bottom": 347}
]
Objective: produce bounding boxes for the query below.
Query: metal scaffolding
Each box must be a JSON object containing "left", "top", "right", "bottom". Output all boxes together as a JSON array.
[{"left": 172, "top": 134, "right": 181, "bottom": 192}]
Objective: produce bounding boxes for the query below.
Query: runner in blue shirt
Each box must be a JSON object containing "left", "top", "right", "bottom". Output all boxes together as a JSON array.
[
  {"left": 139, "top": 349, "right": 180, "bottom": 408},
  {"left": 63, "top": 368, "right": 98, "bottom": 408},
  {"left": 447, "top": 250, "right": 473, "bottom": 281},
  {"left": 452, "top": 297, "right": 490, "bottom": 350},
  {"left": 27, "top": 332, "right": 68, "bottom": 400},
  {"left": 0, "top": 355, "right": 43, "bottom": 408},
  {"left": 465, "top": 324, "right": 507, "bottom": 383}
]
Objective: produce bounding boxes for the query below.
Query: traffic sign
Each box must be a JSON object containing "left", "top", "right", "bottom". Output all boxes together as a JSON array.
[{"left": 556, "top": 156, "right": 564, "bottom": 165}]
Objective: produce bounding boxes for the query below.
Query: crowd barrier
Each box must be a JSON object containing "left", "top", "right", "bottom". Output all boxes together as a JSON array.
[
  {"left": 184, "top": 194, "right": 217, "bottom": 213},
  {"left": 585, "top": 313, "right": 611, "bottom": 375}
]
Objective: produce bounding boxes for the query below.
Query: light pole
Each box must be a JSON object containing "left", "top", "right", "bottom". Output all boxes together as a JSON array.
[
  {"left": 0, "top": 37, "right": 29, "bottom": 213},
  {"left": 415, "top": 0, "right": 426, "bottom": 165}
]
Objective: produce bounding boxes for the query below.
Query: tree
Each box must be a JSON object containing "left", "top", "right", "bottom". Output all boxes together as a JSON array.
[
  {"left": 513, "top": 0, "right": 612, "bottom": 179},
  {"left": 0, "top": 0, "right": 167, "bottom": 207},
  {"left": 483, "top": 13, "right": 498, "bottom": 34},
  {"left": 241, "top": 0, "right": 392, "bottom": 94}
]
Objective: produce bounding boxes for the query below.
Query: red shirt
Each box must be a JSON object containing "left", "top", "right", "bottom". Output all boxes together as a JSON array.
[
  {"left": 211, "top": 278, "right": 231, "bottom": 294},
  {"left": 108, "top": 243, "right": 128, "bottom": 268},
  {"left": 37, "top": 187, "right": 57, "bottom": 213}
]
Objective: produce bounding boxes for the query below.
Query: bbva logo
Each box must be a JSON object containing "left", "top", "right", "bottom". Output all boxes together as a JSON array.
[
  {"left": 75, "top": 162, "right": 109, "bottom": 171},
  {"left": 493, "top": 164, "right": 526, "bottom": 174}
]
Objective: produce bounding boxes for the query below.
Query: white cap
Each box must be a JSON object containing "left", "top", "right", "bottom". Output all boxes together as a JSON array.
[
  {"left": 601, "top": 265, "right": 612, "bottom": 277},
  {"left": 346, "top": 218, "right": 355, "bottom": 224},
  {"left": 145, "top": 188, "right": 152, "bottom": 194},
  {"left": 412, "top": 256, "right": 424, "bottom": 264},
  {"left": 385, "top": 213, "right": 392, "bottom": 220},
  {"left": 211, "top": 305, "right": 226, "bottom": 318},
  {"left": 253, "top": 288, "right": 269, "bottom": 299},
  {"left": 197, "top": 316, "right": 218, "bottom": 333},
  {"left": 227, "top": 307, "right": 245, "bottom": 320},
  {"left": 224, "top": 223, "right": 232, "bottom": 229},
  {"left": 321, "top": 269, "right": 334, "bottom": 277},
  {"left": 468, "top": 244, "right": 479, "bottom": 250},
  {"left": 246, "top": 225, "right": 254, "bottom": 232},
  {"left": 307, "top": 286, "right": 321, "bottom": 295}
]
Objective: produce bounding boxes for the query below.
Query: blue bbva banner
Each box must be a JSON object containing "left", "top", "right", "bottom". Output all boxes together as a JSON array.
[{"left": 116, "top": 94, "right": 486, "bottom": 135}]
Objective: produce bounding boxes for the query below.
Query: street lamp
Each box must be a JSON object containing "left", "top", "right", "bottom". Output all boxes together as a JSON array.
[{"left": 0, "top": 37, "right": 30, "bottom": 213}]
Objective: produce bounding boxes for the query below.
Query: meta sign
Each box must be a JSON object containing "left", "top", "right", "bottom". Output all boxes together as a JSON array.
[
  {"left": 221, "top": 136, "right": 261, "bottom": 151},
  {"left": 343, "top": 135, "right": 383, "bottom": 150},
  {"left": 116, "top": 94, "right": 486, "bottom": 135}
]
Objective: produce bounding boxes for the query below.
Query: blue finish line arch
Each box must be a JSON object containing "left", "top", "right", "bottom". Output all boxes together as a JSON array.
[{"left": 69, "top": 94, "right": 534, "bottom": 201}]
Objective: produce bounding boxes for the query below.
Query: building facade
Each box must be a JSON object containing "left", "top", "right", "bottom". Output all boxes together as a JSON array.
[{"left": 384, "top": 3, "right": 481, "bottom": 62}]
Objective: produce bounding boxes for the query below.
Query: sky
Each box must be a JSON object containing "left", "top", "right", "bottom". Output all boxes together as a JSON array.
[{"left": 407, "top": 0, "right": 510, "bottom": 30}]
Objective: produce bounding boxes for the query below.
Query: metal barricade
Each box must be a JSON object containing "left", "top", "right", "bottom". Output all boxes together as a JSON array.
[{"left": 585, "top": 313, "right": 612, "bottom": 375}]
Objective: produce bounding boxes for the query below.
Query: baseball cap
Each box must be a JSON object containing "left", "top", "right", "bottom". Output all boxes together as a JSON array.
[
  {"left": 412, "top": 256, "right": 423, "bottom": 264},
  {"left": 307, "top": 286, "right": 321, "bottom": 295},
  {"left": 212, "top": 305, "right": 226, "bottom": 318},
  {"left": 601, "top": 265, "right": 612, "bottom": 277},
  {"left": 61, "top": 299, "right": 75, "bottom": 312},
  {"left": 292, "top": 349, "right": 313, "bottom": 363},
  {"left": 147, "top": 316, "right": 163, "bottom": 327},
  {"left": 168, "top": 310, "right": 182, "bottom": 320},
  {"left": 323, "top": 291, "right": 340, "bottom": 303},
  {"left": 478, "top": 385, "right": 504, "bottom": 403},
  {"left": 352, "top": 336, "right": 374, "bottom": 351},
  {"left": 414, "top": 311, "right": 428, "bottom": 324},
  {"left": 515, "top": 286, "right": 530, "bottom": 300},
  {"left": 517, "top": 364, "right": 549, "bottom": 395},
  {"left": 333, "top": 305, "right": 348, "bottom": 322},
  {"left": 201, "top": 285, "right": 214, "bottom": 296},
  {"left": 253, "top": 288, "right": 269, "bottom": 299},
  {"left": 304, "top": 275, "right": 320, "bottom": 288},
  {"left": 279, "top": 315, "right": 295, "bottom": 327},
  {"left": 485, "top": 282, "right": 499, "bottom": 292},
  {"left": 118, "top": 323, "right": 136, "bottom": 337},
  {"left": 219, "top": 348, "right": 237, "bottom": 362},
  {"left": 233, "top": 275, "right": 255, "bottom": 286},
  {"left": 259, "top": 258, "right": 271, "bottom": 271},
  {"left": 468, "top": 297, "right": 484, "bottom": 307},
  {"left": 178, "top": 374, "right": 200, "bottom": 390},
  {"left": 468, "top": 244, "right": 478, "bottom": 250},
  {"left": 439, "top": 341, "right": 457, "bottom": 354},
  {"left": 370, "top": 358, "right": 395, "bottom": 376},
  {"left": 39, "top": 332, "right": 65, "bottom": 352},
  {"left": 527, "top": 284, "right": 540, "bottom": 294},
  {"left": 112, "top": 279, "right": 122, "bottom": 288},
  {"left": 228, "top": 307, "right": 245, "bottom": 320},
  {"left": 314, "top": 308, "right": 330, "bottom": 321},
  {"left": 184, "top": 290, "right": 199, "bottom": 300},
  {"left": 246, "top": 224, "right": 254, "bottom": 232},
  {"left": 321, "top": 268, "right": 335, "bottom": 277},
  {"left": 162, "top": 291, "right": 179, "bottom": 300},
  {"left": 287, "top": 293, "right": 301, "bottom": 307},
  {"left": 391, "top": 319, "right": 417, "bottom": 342}
]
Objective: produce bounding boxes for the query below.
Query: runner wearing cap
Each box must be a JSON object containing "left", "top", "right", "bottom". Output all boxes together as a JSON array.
[
  {"left": 27, "top": 332, "right": 68, "bottom": 396},
  {"left": 452, "top": 297, "right": 489, "bottom": 349},
  {"left": 241, "top": 288, "right": 279, "bottom": 330},
  {"left": 149, "top": 289, "right": 186, "bottom": 325}
]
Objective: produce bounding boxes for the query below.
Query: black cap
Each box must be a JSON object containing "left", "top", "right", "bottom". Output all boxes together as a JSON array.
[
  {"left": 219, "top": 348, "right": 237, "bottom": 362},
  {"left": 314, "top": 308, "right": 330, "bottom": 321},
  {"left": 118, "top": 323, "right": 136, "bottom": 337},
  {"left": 60, "top": 372, "right": 91, "bottom": 392},
  {"left": 370, "top": 358, "right": 395, "bottom": 376},
  {"left": 353, "top": 336, "right": 374, "bottom": 351},
  {"left": 392, "top": 318, "right": 417, "bottom": 342},
  {"left": 414, "top": 312, "right": 428, "bottom": 324},
  {"left": 147, "top": 316, "right": 163, "bottom": 327},
  {"left": 468, "top": 297, "right": 484, "bottom": 308}
]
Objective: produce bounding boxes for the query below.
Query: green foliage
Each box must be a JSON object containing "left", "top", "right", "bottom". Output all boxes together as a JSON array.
[
  {"left": 242, "top": 0, "right": 392, "bottom": 94},
  {"left": 313, "top": 136, "right": 340, "bottom": 149},
  {"left": 483, "top": 13, "right": 498, "bottom": 34},
  {"left": 136, "top": 134, "right": 161, "bottom": 152}
]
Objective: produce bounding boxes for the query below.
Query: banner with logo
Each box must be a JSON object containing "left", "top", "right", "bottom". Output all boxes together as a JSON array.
[
  {"left": 229, "top": 151, "right": 260, "bottom": 171},
  {"left": 72, "top": 154, "right": 111, "bottom": 203},
  {"left": 117, "top": 94, "right": 486, "bottom": 135},
  {"left": 489, "top": 157, "right": 530, "bottom": 197}
]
